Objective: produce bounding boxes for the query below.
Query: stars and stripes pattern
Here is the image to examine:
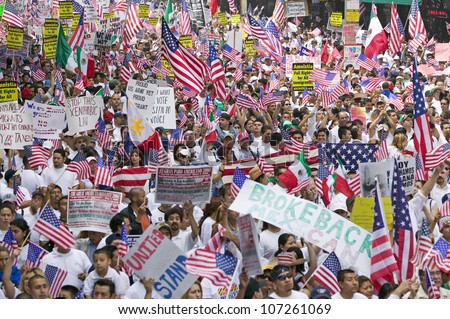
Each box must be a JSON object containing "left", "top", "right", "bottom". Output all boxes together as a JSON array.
[
  {"left": 271, "top": 0, "right": 285, "bottom": 24},
  {"left": 408, "top": 0, "right": 426, "bottom": 40},
  {"left": 179, "top": 0, "right": 192, "bottom": 35},
  {"left": 0, "top": 227, "right": 18, "bottom": 255},
  {"left": 119, "top": 223, "right": 133, "bottom": 276},
  {"left": 226, "top": 0, "right": 238, "bottom": 13},
  {"left": 66, "top": 159, "right": 91, "bottom": 180},
  {"left": 34, "top": 205, "right": 76, "bottom": 249},
  {"left": 348, "top": 173, "right": 361, "bottom": 197},
  {"left": 24, "top": 145, "right": 50, "bottom": 170},
  {"left": 389, "top": 4, "right": 404, "bottom": 55},
  {"left": 374, "top": 140, "right": 389, "bottom": 162},
  {"left": 426, "top": 268, "right": 441, "bottom": 299},
  {"left": 112, "top": 167, "right": 152, "bottom": 198},
  {"left": 95, "top": 116, "right": 113, "bottom": 150},
  {"left": 25, "top": 242, "right": 47, "bottom": 268},
  {"left": 313, "top": 251, "right": 341, "bottom": 295},
  {"left": 356, "top": 53, "right": 380, "bottom": 71},
  {"left": 231, "top": 167, "right": 247, "bottom": 198},
  {"left": 257, "top": 157, "right": 275, "bottom": 174},
  {"left": 209, "top": 42, "right": 227, "bottom": 100},
  {"left": 69, "top": 9, "right": 85, "bottom": 50},
  {"left": 204, "top": 224, "right": 226, "bottom": 253},
  {"left": 222, "top": 43, "right": 240, "bottom": 62},
  {"left": 124, "top": 0, "right": 144, "bottom": 45},
  {"left": 94, "top": 155, "right": 114, "bottom": 187},
  {"left": 320, "top": 143, "right": 378, "bottom": 172},
  {"left": 44, "top": 264, "right": 68, "bottom": 299},
  {"left": 2, "top": 0, "right": 24, "bottom": 28},
  {"left": 309, "top": 68, "right": 340, "bottom": 87},
  {"left": 410, "top": 218, "right": 433, "bottom": 268},
  {"left": 424, "top": 143, "right": 450, "bottom": 170}
]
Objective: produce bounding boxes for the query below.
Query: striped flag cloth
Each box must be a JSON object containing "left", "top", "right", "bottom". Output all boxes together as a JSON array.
[
  {"left": 69, "top": 9, "right": 85, "bottom": 50},
  {"left": 424, "top": 143, "right": 450, "bottom": 170},
  {"left": 222, "top": 43, "right": 239, "bottom": 62},
  {"left": 95, "top": 116, "right": 113, "bottom": 150},
  {"left": 391, "top": 159, "right": 415, "bottom": 282},
  {"left": 119, "top": 223, "right": 133, "bottom": 276},
  {"left": 25, "top": 242, "right": 47, "bottom": 268},
  {"left": 408, "top": 0, "right": 427, "bottom": 40},
  {"left": 356, "top": 53, "right": 380, "bottom": 71},
  {"left": 112, "top": 167, "right": 151, "bottom": 198},
  {"left": 0, "top": 228, "right": 18, "bottom": 255},
  {"left": 186, "top": 249, "right": 238, "bottom": 288},
  {"left": 415, "top": 154, "right": 427, "bottom": 182},
  {"left": 387, "top": 93, "right": 404, "bottom": 110},
  {"left": 309, "top": 68, "right": 340, "bottom": 86},
  {"left": 124, "top": 0, "right": 144, "bottom": 44},
  {"left": 374, "top": 140, "right": 389, "bottom": 162},
  {"left": 360, "top": 77, "right": 384, "bottom": 93},
  {"left": 389, "top": 4, "right": 405, "bottom": 55},
  {"left": 260, "top": 91, "right": 284, "bottom": 107},
  {"left": 204, "top": 224, "right": 226, "bottom": 252},
  {"left": 268, "top": 73, "right": 279, "bottom": 92},
  {"left": 313, "top": 251, "right": 341, "bottom": 295},
  {"left": 300, "top": 87, "right": 309, "bottom": 106},
  {"left": 371, "top": 180, "right": 398, "bottom": 291},
  {"left": 277, "top": 252, "right": 296, "bottom": 265},
  {"left": 284, "top": 138, "right": 305, "bottom": 155},
  {"left": 226, "top": 0, "right": 237, "bottom": 13},
  {"left": 169, "top": 127, "right": 184, "bottom": 145},
  {"left": 236, "top": 93, "right": 258, "bottom": 109},
  {"left": 44, "top": 264, "right": 68, "bottom": 298},
  {"left": 347, "top": 172, "right": 361, "bottom": 197},
  {"left": 257, "top": 157, "right": 275, "bottom": 174},
  {"left": 271, "top": 0, "right": 285, "bottom": 24},
  {"left": 24, "top": 145, "right": 50, "bottom": 169},
  {"left": 410, "top": 218, "right": 433, "bottom": 268},
  {"left": 409, "top": 33, "right": 426, "bottom": 53},
  {"left": 426, "top": 268, "right": 441, "bottom": 299},
  {"left": 66, "top": 160, "right": 91, "bottom": 180},
  {"left": 180, "top": 0, "right": 192, "bottom": 35},
  {"left": 2, "top": 0, "right": 24, "bottom": 28},
  {"left": 209, "top": 42, "right": 227, "bottom": 100},
  {"left": 231, "top": 167, "right": 247, "bottom": 198},
  {"left": 34, "top": 205, "right": 76, "bottom": 249},
  {"left": 94, "top": 155, "right": 114, "bottom": 187}
]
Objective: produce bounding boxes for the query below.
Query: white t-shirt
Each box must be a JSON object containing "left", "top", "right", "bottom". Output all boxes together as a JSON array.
[
  {"left": 124, "top": 280, "right": 162, "bottom": 299},
  {"left": 259, "top": 228, "right": 284, "bottom": 260},
  {"left": 269, "top": 290, "right": 309, "bottom": 299},
  {"left": 19, "top": 169, "right": 45, "bottom": 195},
  {"left": 171, "top": 231, "right": 196, "bottom": 254},
  {"left": 83, "top": 267, "right": 128, "bottom": 297},
  {"left": 332, "top": 292, "right": 368, "bottom": 299},
  {"left": 41, "top": 165, "right": 79, "bottom": 195}
]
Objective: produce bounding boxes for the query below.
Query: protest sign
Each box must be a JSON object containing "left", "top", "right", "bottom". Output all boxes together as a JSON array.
[
  {"left": 343, "top": 23, "right": 359, "bottom": 43},
  {"left": 103, "top": 12, "right": 114, "bottom": 19},
  {"left": 244, "top": 39, "right": 256, "bottom": 55},
  {"left": 67, "top": 190, "right": 122, "bottom": 233},
  {"left": 7, "top": 26, "right": 23, "bottom": 49},
  {"left": 435, "top": 43, "right": 450, "bottom": 62},
  {"left": 148, "top": 17, "right": 159, "bottom": 25},
  {"left": 0, "top": 81, "right": 18, "bottom": 103},
  {"left": 231, "top": 14, "right": 240, "bottom": 25},
  {"left": 161, "top": 59, "right": 175, "bottom": 79},
  {"left": 138, "top": 4, "right": 149, "bottom": 18},
  {"left": 330, "top": 12, "right": 343, "bottom": 27},
  {"left": 179, "top": 35, "right": 193, "bottom": 48},
  {"left": 285, "top": 55, "right": 320, "bottom": 76},
  {"left": 229, "top": 180, "right": 372, "bottom": 273},
  {"left": 65, "top": 96, "right": 103, "bottom": 134},
  {"left": 94, "top": 31, "right": 112, "bottom": 53},
  {"left": 355, "top": 29, "right": 367, "bottom": 45},
  {"left": 24, "top": 100, "right": 66, "bottom": 139},
  {"left": 0, "top": 112, "right": 33, "bottom": 149},
  {"left": 351, "top": 197, "right": 393, "bottom": 231},
  {"left": 291, "top": 63, "right": 314, "bottom": 91},
  {"left": 122, "top": 225, "right": 198, "bottom": 299},
  {"left": 155, "top": 166, "right": 212, "bottom": 205},
  {"left": 396, "top": 158, "right": 415, "bottom": 196},
  {"left": 226, "top": 30, "right": 243, "bottom": 52},
  {"left": 0, "top": 101, "right": 18, "bottom": 112},
  {"left": 286, "top": 1, "right": 308, "bottom": 17},
  {"left": 126, "top": 79, "right": 158, "bottom": 123},
  {"left": 59, "top": 1, "right": 74, "bottom": 19},
  {"left": 84, "top": 5, "right": 99, "bottom": 23},
  {"left": 343, "top": 45, "right": 362, "bottom": 70},
  {"left": 237, "top": 214, "right": 262, "bottom": 276},
  {"left": 218, "top": 12, "right": 227, "bottom": 26},
  {"left": 148, "top": 87, "right": 176, "bottom": 129},
  {"left": 44, "top": 36, "right": 57, "bottom": 59},
  {"left": 44, "top": 19, "right": 59, "bottom": 38},
  {"left": 346, "top": 10, "right": 359, "bottom": 22}
]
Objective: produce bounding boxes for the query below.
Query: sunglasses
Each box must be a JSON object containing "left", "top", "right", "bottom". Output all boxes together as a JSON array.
[{"left": 276, "top": 273, "right": 293, "bottom": 281}]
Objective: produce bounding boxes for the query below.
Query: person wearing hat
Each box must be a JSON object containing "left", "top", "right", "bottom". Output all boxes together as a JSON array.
[
  {"left": 112, "top": 112, "right": 125, "bottom": 142},
  {"left": 41, "top": 149, "right": 79, "bottom": 196},
  {"left": 248, "top": 165, "right": 269, "bottom": 185},
  {"left": 232, "top": 131, "right": 257, "bottom": 161},
  {"left": 1, "top": 170, "right": 32, "bottom": 209},
  {"left": 310, "top": 286, "right": 332, "bottom": 299},
  {"left": 67, "top": 133, "right": 91, "bottom": 162},
  {"left": 269, "top": 265, "right": 308, "bottom": 299},
  {"left": 216, "top": 112, "right": 239, "bottom": 143}
]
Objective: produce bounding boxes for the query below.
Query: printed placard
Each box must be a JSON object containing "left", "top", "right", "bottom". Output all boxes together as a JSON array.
[
  {"left": 237, "top": 214, "right": 262, "bottom": 276},
  {"left": 244, "top": 39, "right": 256, "bottom": 55},
  {"left": 285, "top": 55, "right": 321, "bottom": 76},
  {"left": 65, "top": 96, "right": 103, "bottom": 134},
  {"left": 286, "top": 1, "right": 308, "bottom": 17},
  {"left": 218, "top": 12, "right": 227, "bottom": 26},
  {"left": 59, "top": 0, "right": 74, "bottom": 19},
  {"left": 179, "top": 35, "right": 193, "bottom": 48},
  {"left": 0, "top": 81, "right": 18, "bottom": 103},
  {"left": 44, "top": 19, "right": 59, "bottom": 38},
  {"left": 291, "top": 63, "right": 314, "bottom": 90},
  {"left": 138, "top": 4, "right": 149, "bottom": 18},
  {"left": 44, "top": 36, "right": 57, "bottom": 59},
  {"left": 6, "top": 26, "right": 23, "bottom": 49},
  {"left": 231, "top": 14, "right": 241, "bottom": 25},
  {"left": 351, "top": 197, "right": 393, "bottom": 231},
  {"left": 330, "top": 12, "right": 343, "bottom": 27},
  {"left": 346, "top": 9, "right": 359, "bottom": 22},
  {"left": 148, "top": 17, "right": 159, "bottom": 25}
]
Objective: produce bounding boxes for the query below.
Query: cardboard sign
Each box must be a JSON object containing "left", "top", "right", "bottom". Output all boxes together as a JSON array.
[
  {"left": 343, "top": 23, "right": 359, "bottom": 45},
  {"left": 231, "top": 14, "right": 241, "bottom": 25},
  {"left": 44, "top": 36, "right": 57, "bottom": 59},
  {"left": 59, "top": 0, "right": 74, "bottom": 19},
  {"left": 291, "top": 63, "right": 314, "bottom": 91},
  {"left": 84, "top": 5, "right": 99, "bottom": 23},
  {"left": 125, "top": 79, "right": 157, "bottom": 123},
  {"left": 0, "top": 101, "right": 18, "bottom": 112},
  {"left": 149, "top": 87, "right": 176, "bottom": 129},
  {"left": 343, "top": 44, "right": 362, "bottom": 70},
  {"left": 65, "top": 96, "right": 103, "bottom": 134},
  {"left": 67, "top": 190, "right": 122, "bottom": 233},
  {"left": 237, "top": 214, "right": 262, "bottom": 276},
  {"left": 351, "top": 197, "right": 393, "bottom": 231},
  {"left": 122, "top": 226, "right": 198, "bottom": 299},
  {"left": 435, "top": 43, "right": 450, "bottom": 62},
  {"left": 286, "top": 1, "right": 308, "bottom": 17},
  {"left": 179, "top": 35, "right": 193, "bottom": 48},
  {"left": 0, "top": 112, "right": 33, "bottom": 149},
  {"left": 138, "top": 4, "right": 149, "bottom": 18},
  {"left": 148, "top": 17, "right": 159, "bottom": 25},
  {"left": 244, "top": 39, "right": 256, "bottom": 55},
  {"left": 0, "top": 81, "right": 18, "bottom": 103},
  {"left": 103, "top": 12, "right": 114, "bottom": 19},
  {"left": 330, "top": 12, "right": 343, "bottom": 27},
  {"left": 155, "top": 166, "right": 213, "bottom": 205},
  {"left": 229, "top": 180, "right": 372, "bottom": 274},
  {"left": 7, "top": 26, "right": 23, "bottom": 49},
  {"left": 24, "top": 100, "right": 67, "bottom": 139}
]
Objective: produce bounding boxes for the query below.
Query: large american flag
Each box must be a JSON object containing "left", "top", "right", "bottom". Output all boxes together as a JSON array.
[
  {"left": 389, "top": 4, "right": 404, "bottom": 56},
  {"left": 2, "top": 0, "right": 24, "bottom": 28},
  {"left": 426, "top": 268, "right": 441, "bottom": 299},
  {"left": 309, "top": 69, "right": 340, "bottom": 87},
  {"left": 371, "top": 181, "right": 397, "bottom": 291},
  {"left": 161, "top": 18, "right": 208, "bottom": 94},
  {"left": 271, "top": 0, "right": 285, "bottom": 24},
  {"left": 313, "top": 251, "right": 341, "bottom": 295},
  {"left": 34, "top": 205, "right": 76, "bottom": 249},
  {"left": 413, "top": 60, "right": 432, "bottom": 171},
  {"left": 24, "top": 145, "right": 50, "bottom": 169},
  {"left": 186, "top": 249, "right": 238, "bottom": 288},
  {"left": 0, "top": 227, "right": 18, "bottom": 255},
  {"left": 124, "top": 0, "right": 144, "bottom": 45},
  {"left": 432, "top": 237, "right": 450, "bottom": 260},
  {"left": 408, "top": 0, "right": 426, "bottom": 40},
  {"left": 179, "top": 0, "right": 192, "bottom": 35},
  {"left": 319, "top": 143, "right": 378, "bottom": 172},
  {"left": 231, "top": 167, "right": 247, "bottom": 198},
  {"left": 69, "top": 9, "right": 85, "bottom": 50},
  {"left": 391, "top": 159, "right": 415, "bottom": 282},
  {"left": 44, "top": 264, "right": 68, "bottom": 298},
  {"left": 246, "top": 14, "right": 282, "bottom": 60},
  {"left": 25, "top": 242, "right": 47, "bottom": 268},
  {"left": 94, "top": 155, "right": 114, "bottom": 187}
]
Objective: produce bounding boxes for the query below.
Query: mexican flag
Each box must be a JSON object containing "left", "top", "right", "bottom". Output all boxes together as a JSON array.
[
  {"left": 364, "top": 4, "right": 388, "bottom": 59},
  {"left": 76, "top": 46, "right": 95, "bottom": 78},
  {"left": 56, "top": 24, "right": 78, "bottom": 73},
  {"left": 334, "top": 159, "right": 355, "bottom": 199},
  {"left": 280, "top": 151, "right": 311, "bottom": 194}
]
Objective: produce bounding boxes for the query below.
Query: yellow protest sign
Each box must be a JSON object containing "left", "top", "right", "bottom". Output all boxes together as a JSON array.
[
  {"left": 148, "top": 17, "right": 159, "bottom": 25},
  {"left": 291, "top": 63, "right": 314, "bottom": 91},
  {"left": 138, "top": 4, "right": 149, "bottom": 18},
  {"left": 346, "top": 9, "right": 359, "bottom": 22},
  {"left": 351, "top": 197, "right": 394, "bottom": 231},
  {"left": 161, "top": 59, "right": 175, "bottom": 79},
  {"left": 44, "top": 36, "right": 57, "bottom": 59},
  {"left": 103, "top": 12, "right": 114, "bottom": 19},
  {"left": 179, "top": 35, "right": 193, "bottom": 48},
  {"left": 7, "top": 26, "right": 23, "bottom": 49},
  {"left": 231, "top": 14, "right": 241, "bottom": 25},
  {"left": 218, "top": 12, "right": 227, "bottom": 26},
  {"left": 330, "top": 12, "right": 342, "bottom": 27},
  {"left": 0, "top": 82, "right": 18, "bottom": 103},
  {"left": 44, "top": 19, "right": 59, "bottom": 38},
  {"left": 245, "top": 39, "right": 256, "bottom": 55},
  {"left": 240, "top": 30, "right": 248, "bottom": 39},
  {"left": 59, "top": 1, "right": 74, "bottom": 19}
]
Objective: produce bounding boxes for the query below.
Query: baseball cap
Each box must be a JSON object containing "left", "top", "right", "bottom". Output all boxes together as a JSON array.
[
  {"left": 179, "top": 149, "right": 190, "bottom": 157},
  {"left": 114, "top": 112, "right": 125, "bottom": 118},
  {"left": 43, "top": 140, "right": 54, "bottom": 149},
  {"left": 237, "top": 132, "right": 249, "bottom": 141},
  {"left": 310, "top": 286, "right": 332, "bottom": 299},
  {"left": 376, "top": 124, "right": 389, "bottom": 131},
  {"left": 86, "top": 156, "right": 97, "bottom": 162},
  {"left": 4, "top": 170, "right": 20, "bottom": 183},
  {"left": 224, "top": 133, "right": 235, "bottom": 140},
  {"left": 2, "top": 193, "right": 17, "bottom": 203},
  {"left": 219, "top": 113, "right": 231, "bottom": 121}
]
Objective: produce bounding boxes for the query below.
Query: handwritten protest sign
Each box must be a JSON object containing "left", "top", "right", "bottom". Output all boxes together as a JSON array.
[
  {"left": 126, "top": 79, "right": 157, "bottom": 123},
  {"left": 237, "top": 214, "right": 262, "bottom": 276},
  {"left": 351, "top": 197, "right": 393, "bottom": 231},
  {"left": 0, "top": 101, "right": 18, "bottom": 112},
  {"left": 59, "top": 0, "right": 74, "bottom": 19},
  {"left": 292, "top": 63, "right": 314, "bottom": 91},
  {"left": 229, "top": 180, "right": 372, "bottom": 274},
  {"left": 67, "top": 190, "right": 122, "bottom": 233},
  {"left": 286, "top": 1, "right": 308, "bottom": 17},
  {"left": 147, "top": 87, "right": 176, "bottom": 129},
  {"left": 344, "top": 45, "right": 362, "bottom": 69},
  {"left": 155, "top": 166, "right": 212, "bottom": 205},
  {"left": 24, "top": 100, "right": 66, "bottom": 139},
  {"left": 122, "top": 225, "right": 198, "bottom": 299},
  {"left": 138, "top": 4, "right": 149, "bottom": 18},
  {"left": 0, "top": 112, "right": 33, "bottom": 149},
  {"left": 0, "top": 82, "right": 18, "bottom": 103},
  {"left": 7, "top": 26, "right": 23, "bottom": 49},
  {"left": 65, "top": 96, "right": 103, "bottom": 134}
]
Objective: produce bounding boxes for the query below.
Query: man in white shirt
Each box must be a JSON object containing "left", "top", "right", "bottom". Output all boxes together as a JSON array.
[
  {"left": 332, "top": 269, "right": 368, "bottom": 299},
  {"left": 41, "top": 149, "right": 79, "bottom": 196},
  {"left": 165, "top": 203, "right": 198, "bottom": 254},
  {"left": 430, "top": 160, "right": 450, "bottom": 208}
]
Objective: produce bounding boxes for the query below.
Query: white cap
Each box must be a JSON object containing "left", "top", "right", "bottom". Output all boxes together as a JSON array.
[
  {"left": 86, "top": 156, "right": 97, "bottom": 162},
  {"left": 42, "top": 141, "right": 54, "bottom": 149}
]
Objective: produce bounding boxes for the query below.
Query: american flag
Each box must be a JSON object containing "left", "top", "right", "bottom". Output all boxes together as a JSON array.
[
  {"left": 277, "top": 252, "right": 296, "bottom": 265},
  {"left": 387, "top": 92, "right": 404, "bottom": 110},
  {"left": 69, "top": 9, "right": 85, "bottom": 50},
  {"left": 209, "top": 42, "right": 227, "bottom": 100},
  {"left": 268, "top": 73, "right": 279, "bottom": 92},
  {"left": 119, "top": 52, "right": 134, "bottom": 83},
  {"left": 410, "top": 218, "right": 433, "bottom": 268},
  {"left": 389, "top": 4, "right": 404, "bottom": 55},
  {"left": 34, "top": 205, "right": 76, "bottom": 249},
  {"left": 169, "top": 127, "right": 184, "bottom": 146},
  {"left": 257, "top": 157, "right": 275, "bottom": 174},
  {"left": 432, "top": 237, "right": 450, "bottom": 260},
  {"left": 360, "top": 77, "right": 384, "bottom": 93},
  {"left": 300, "top": 46, "right": 314, "bottom": 57},
  {"left": 222, "top": 43, "right": 239, "bottom": 62},
  {"left": 66, "top": 160, "right": 91, "bottom": 180},
  {"left": 234, "top": 62, "right": 243, "bottom": 82},
  {"left": 413, "top": 60, "right": 432, "bottom": 171},
  {"left": 179, "top": 0, "right": 192, "bottom": 35},
  {"left": 74, "top": 73, "right": 86, "bottom": 92},
  {"left": 231, "top": 167, "right": 247, "bottom": 198},
  {"left": 95, "top": 116, "right": 113, "bottom": 150},
  {"left": 424, "top": 143, "right": 450, "bottom": 170},
  {"left": 408, "top": 0, "right": 426, "bottom": 40},
  {"left": 409, "top": 33, "right": 426, "bottom": 53},
  {"left": 348, "top": 172, "right": 361, "bottom": 196},
  {"left": 31, "top": 63, "right": 46, "bottom": 82},
  {"left": 138, "top": 132, "right": 170, "bottom": 166},
  {"left": 0, "top": 227, "right": 18, "bottom": 255},
  {"left": 94, "top": 155, "right": 114, "bottom": 187},
  {"left": 226, "top": 0, "right": 237, "bottom": 13},
  {"left": 426, "top": 268, "right": 441, "bottom": 299},
  {"left": 300, "top": 87, "right": 309, "bottom": 106},
  {"left": 427, "top": 58, "right": 438, "bottom": 68},
  {"left": 124, "top": 0, "right": 144, "bottom": 45},
  {"left": 271, "top": 0, "right": 285, "bottom": 24},
  {"left": 236, "top": 93, "right": 258, "bottom": 110},
  {"left": 204, "top": 224, "right": 226, "bottom": 252},
  {"left": 320, "top": 143, "right": 378, "bottom": 171},
  {"left": 264, "top": 19, "right": 284, "bottom": 58},
  {"left": 25, "top": 242, "right": 47, "bottom": 268},
  {"left": 313, "top": 251, "right": 341, "bottom": 295},
  {"left": 119, "top": 223, "right": 133, "bottom": 276},
  {"left": 112, "top": 166, "right": 151, "bottom": 198},
  {"left": 309, "top": 69, "right": 340, "bottom": 87},
  {"left": 284, "top": 138, "right": 306, "bottom": 155},
  {"left": 44, "top": 264, "right": 68, "bottom": 298},
  {"left": 371, "top": 180, "right": 397, "bottom": 291},
  {"left": 24, "top": 145, "right": 50, "bottom": 169},
  {"left": 391, "top": 159, "right": 415, "bottom": 282},
  {"left": 374, "top": 140, "right": 389, "bottom": 162},
  {"left": 2, "top": 0, "right": 24, "bottom": 28},
  {"left": 260, "top": 91, "right": 283, "bottom": 107},
  {"left": 356, "top": 53, "right": 380, "bottom": 71},
  {"left": 247, "top": 14, "right": 281, "bottom": 60},
  {"left": 186, "top": 249, "right": 238, "bottom": 288},
  {"left": 161, "top": 18, "right": 208, "bottom": 94}
]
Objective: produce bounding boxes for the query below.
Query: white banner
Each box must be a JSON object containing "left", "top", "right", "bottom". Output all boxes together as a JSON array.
[
  {"left": 229, "top": 180, "right": 372, "bottom": 274},
  {"left": 25, "top": 100, "right": 66, "bottom": 139},
  {"left": 65, "top": 96, "right": 102, "bottom": 134},
  {"left": 147, "top": 87, "right": 176, "bottom": 129},
  {"left": 126, "top": 79, "right": 158, "bottom": 122},
  {"left": 122, "top": 225, "right": 198, "bottom": 299},
  {"left": 0, "top": 112, "right": 33, "bottom": 149},
  {"left": 0, "top": 101, "right": 18, "bottom": 112}
]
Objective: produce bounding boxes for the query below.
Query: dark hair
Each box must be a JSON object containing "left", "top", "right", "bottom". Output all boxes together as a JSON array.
[
  {"left": 0, "top": 203, "right": 15, "bottom": 216},
  {"left": 270, "top": 132, "right": 282, "bottom": 146},
  {"left": 357, "top": 275, "right": 371, "bottom": 288},
  {"left": 53, "top": 148, "right": 66, "bottom": 158},
  {"left": 109, "top": 213, "right": 129, "bottom": 233},
  {"left": 261, "top": 125, "right": 273, "bottom": 135},
  {"left": 93, "top": 279, "right": 115, "bottom": 295},
  {"left": 378, "top": 282, "right": 398, "bottom": 299},
  {"left": 93, "top": 247, "right": 113, "bottom": 259},
  {"left": 10, "top": 218, "right": 30, "bottom": 237},
  {"left": 164, "top": 206, "right": 183, "bottom": 223},
  {"left": 317, "top": 127, "right": 329, "bottom": 137},
  {"left": 60, "top": 285, "right": 79, "bottom": 299},
  {"left": 274, "top": 233, "right": 295, "bottom": 256},
  {"left": 338, "top": 127, "right": 351, "bottom": 139},
  {"left": 337, "top": 269, "right": 355, "bottom": 283},
  {"left": 129, "top": 149, "right": 145, "bottom": 167}
]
